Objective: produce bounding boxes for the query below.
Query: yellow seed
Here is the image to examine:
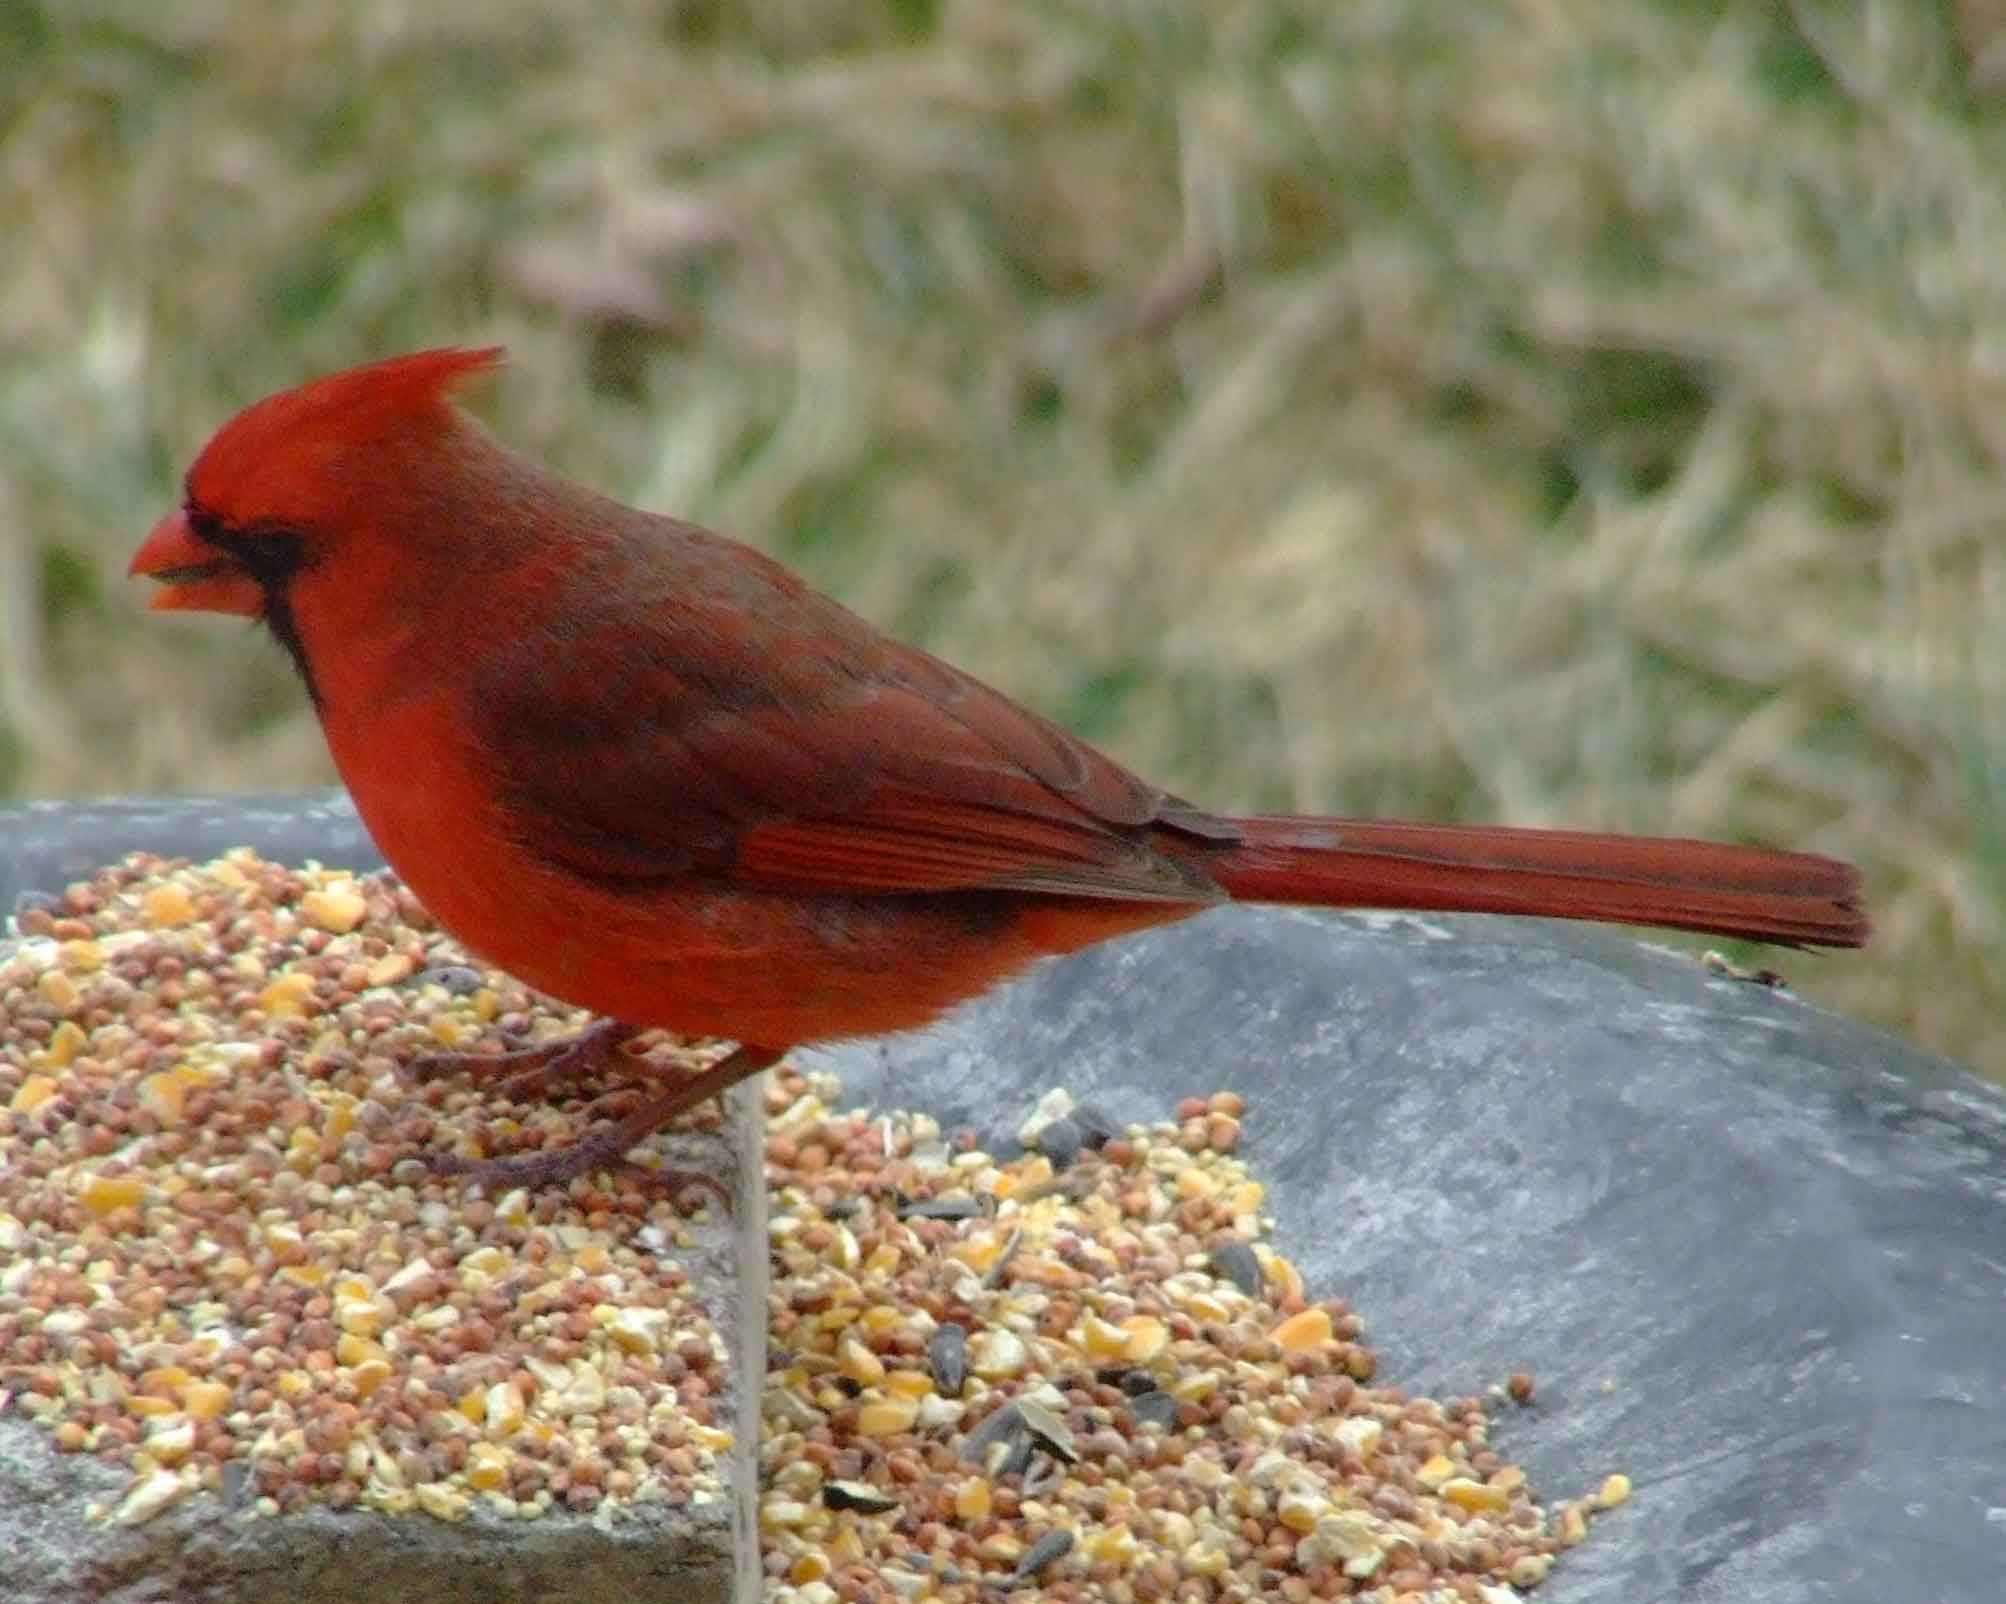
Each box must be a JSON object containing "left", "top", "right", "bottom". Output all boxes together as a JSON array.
[
  {"left": 950, "top": 1232, "right": 1007, "bottom": 1274},
  {"left": 258, "top": 971, "right": 317, "bottom": 1018},
  {"left": 485, "top": 1381, "right": 525, "bottom": 1437},
  {"left": 59, "top": 940, "right": 104, "bottom": 974},
  {"left": 300, "top": 884, "right": 368, "bottom": 934},
  {"left": 10, "top": 1074, "right": 59, "bottom": 1115},
  {"left": 863, "top": 1242, "right": 902, "bottom": 1277},
  {"left": 36, "top": 969, "right": 81, "bottom": 1012},
  {"left": 1089, "top": 1525, "right": 1140, "bottom": 1566},
  {"left": 1170, "top": 1371, "right": 1221, "bottom": 1403},
  {"left": 1121, "top": 1315, "right": 1169, "bottom": 1362},
  {"left": 125, "top": 1393, "right": 179, "bottom": 1417},
  {"left": 144, "top": 1415, "right": 196, "bottom": 1465},
  {"left": 349, "top": 1359, "right": 393, "bottom": 1399},
  {"left": 472, "top": 986, "right": 500, "bottom": 1023},
  {"left": 465, "top": 1442, "right": 511, "bottom": 1490},
  {"left": 839, "top": 1338, "right": 887, "bottom": 1387},
  {"left": 759, "top": 1499, "right": 812, "bottom": 1531},
  {"left": 1269, "top": 1308, "right": 1333, "bottom": 1352},
  {"left": 969, "top": 1328, "right": 1028, "bottom": 1379},
  {"left": 1081, "top": 1314, "right": 1130, "bottom": 1359},
  {"left": 323, "top": 1095, "right": 359, "bottom": 1147},
  {"left": 689, "top": 1424, "right": 732, "bottom": 1453},
  {"left": 859, "top": 1304, "right": 902, "bottom": 1336},
  {"left": 1593, "top": 1473, "right": 1632, "bottom": 1510},
  {"left": 429, "top": 1015, "right": 465, "bottom": 1048},
  {"left": 1441, "top": 1477, "right": 1510, "bottom": 1513},
  {"left": 827, "top": 1525, "right": 865, "bottom": 1563},
  {"left": 335, "top": 1300, "right": 383, "bottom": 1337},
  {"left": 1177, "top": 1289, "right": 1231, "bottom": 1323},
  {"left": 416, "top": 1482, "right": 471, "bottom": 1521},
  {"left": 179, "top": 1381, "right": 231, "bottom": 1421},
  {"left": 1510, "top": 1554, "right": 1553, "bottom": 1587},
  {"left": 1183, "top": 1543, "right": 1229, "bottom": 1578},
  {"left": 1276, "top": 1489, "right": 1329, "bottom": 1534},
  {"left": 1175, "top": 1166, "right": 1218, "bottom": 1200},
  {"left": 275, "top": 1369, "right": 314, "bottom": 1401},
  {"left": 142, "top": 883, "right": 196, "bottom": 927},
  {"left": 1556, "top": 1502, "right": 1590, "bottom": 1546},
  {"left": 37, "top": 1020, "right": 89, "bottom": 1069},
  {"left": 76, "top": 1172, "right": 149, "bottom": 1217},
  {"left": 335, "top": 1333, "right": 387, "bottom": 1367},
  {"left": 136, "top": 1071, "right": 187, "bottom": 1125},
  {"left": 883, "top": 1369, "right": 934, "bottom": 1398},
  {"left": 608, "top": 1306, "right": 668, "bottom": 1354},
  {"left": 138, "top": 1366, "right": 190, "bottom": 1398},
  {"left": 855, "top": 1394, "right": 919, "bottom": 1437},
  {"left": 1259, "top": 1248, "right": 1302, "bottom": 1301},
  {"left": 1415, "top": 1454, "right": 1457, "bottom": 1489},
  {"left": 366, "top": 952, "right": 415, "bottom": 988},
  {"left": 789, "top": 1552, "right": 832, "bottom": 1584},
  {"left": 954, "top": 1477, "right": 992, "bottom": 1521}
]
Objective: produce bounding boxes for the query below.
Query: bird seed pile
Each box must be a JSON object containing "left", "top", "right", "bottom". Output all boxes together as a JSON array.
[
  {"left": 0, "top": 850, "right": 736, "bottom": 1529},
  {"left": 0, "top": 851, "right": 1629, "bottom": 1602}
]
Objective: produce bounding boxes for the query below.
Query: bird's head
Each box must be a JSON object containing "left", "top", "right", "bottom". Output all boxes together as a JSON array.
[
  {"left": 129, "top": 347, "right": 509, "bottom": 703},
  {"left": 129, "top": 346, "right": 506, "bottom": 620}
]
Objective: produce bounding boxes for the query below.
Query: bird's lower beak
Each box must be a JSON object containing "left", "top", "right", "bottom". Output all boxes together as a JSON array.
[{"left": 129, "top": 510, "right": 262, "bottom": 617}]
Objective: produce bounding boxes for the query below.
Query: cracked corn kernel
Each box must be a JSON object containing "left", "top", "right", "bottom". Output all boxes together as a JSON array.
[
  {"left": 135, "top": 1071, "right": 186, "bottom": 1124},
  {"left": 1416, "top": 1453, "right": 1457, "bottom": 1488},
  {"left": 954, "top": 1477, "right": 992, "bottom": 1521},
  {"left": 36, "top": 969, "right": 81, "bottom": 1012},
  {"left": 34, "top": 1019, "right": 88, "bottom": 1068},
  {"left": 257, "top": 971, "right": 317, "bottom": 1017},
  {"left": 10, "top": 1073, "right": 58, "bottom": 1114},
  {"left": 299, "top": 884, "right": 368, "bottom": 933},
  {"left": 1594, "top": 1472, "right": 1632, "bottom": 1509},
  {"left": 855, "top": 1394, "right": 920, "bottom": 1436},
  {"left": 1270, "top": 1306, "right": 1333, "bottom": 1351},
  {"left": 75, "top": 1173, "right": 148, "bottom": 1217},
  {"left": 141, "top": 883, "right": 196, "bottom": 926},
  {"left": 1442, "top": 1477, "right": 1511, "bottom": 1513},
  {"left": 838, "top": 1338, "right": 886, "bottom": 1386},
  {"left": 1120, "top": 1314, "right": 1168, "bottom": 1360}
]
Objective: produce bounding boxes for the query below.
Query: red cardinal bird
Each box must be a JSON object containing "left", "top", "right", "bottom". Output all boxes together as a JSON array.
[{"left": 131, "top": 349, "right": 1867, "bottom": 1193}]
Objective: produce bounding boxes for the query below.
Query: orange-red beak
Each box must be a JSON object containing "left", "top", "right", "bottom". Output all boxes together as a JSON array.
[{"left": 128, "top": 510, "right": 264, "bottom": 617}]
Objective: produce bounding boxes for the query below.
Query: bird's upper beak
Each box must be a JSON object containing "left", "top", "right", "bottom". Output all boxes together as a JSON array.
[{"left": 128, "top": 510, "right": 263, "bottom": 617}]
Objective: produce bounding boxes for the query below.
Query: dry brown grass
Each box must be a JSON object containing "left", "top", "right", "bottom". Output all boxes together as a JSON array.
[{"left": 4, "top": 0, "right": 2003, "bottom": 1074}]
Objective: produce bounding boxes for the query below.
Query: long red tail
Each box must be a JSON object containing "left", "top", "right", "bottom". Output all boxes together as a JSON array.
[{"left": 1205, "top": 816, "right": 1867, "bottom": 948}]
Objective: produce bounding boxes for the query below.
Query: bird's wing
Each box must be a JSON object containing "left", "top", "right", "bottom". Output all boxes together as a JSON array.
[{"left": 469, "top": 537, "right": 1235, "bottom": 903}]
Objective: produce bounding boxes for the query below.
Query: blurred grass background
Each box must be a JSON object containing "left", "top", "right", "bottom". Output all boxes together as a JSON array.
[{"left": 3, "top": 0, "right": 2003, "bottom": 1076}]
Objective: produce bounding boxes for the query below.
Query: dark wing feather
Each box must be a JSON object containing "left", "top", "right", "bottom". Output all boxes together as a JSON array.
[{"left": 469, "top": 522, "right": 1230, "bottom": 903}]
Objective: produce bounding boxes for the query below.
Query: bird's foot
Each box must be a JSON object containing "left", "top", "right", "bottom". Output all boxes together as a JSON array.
[
  {"left": 406, "top": 1017, "right": 639, "bottom": 1102},
  {"left": 422, "top": 1041, "right": 783, "bottom": 1207}
]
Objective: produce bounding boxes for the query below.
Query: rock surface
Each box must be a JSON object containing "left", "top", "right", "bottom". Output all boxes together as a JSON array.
[{"left": 4, "top": 791, "right": 2003, "bottom": 1602}]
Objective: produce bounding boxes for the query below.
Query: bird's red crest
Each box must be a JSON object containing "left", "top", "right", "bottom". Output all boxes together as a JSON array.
[{"left": 184, "top": 347, "right": 506, "bottom": 531}]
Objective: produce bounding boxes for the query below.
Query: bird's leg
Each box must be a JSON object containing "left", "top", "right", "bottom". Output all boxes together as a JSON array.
[
  {"left": 425, "top": 1042, "right": 784, "bottom": 1206},
  {"left": 406, "top": 1017, "right": 639, "bottom": 1103}
]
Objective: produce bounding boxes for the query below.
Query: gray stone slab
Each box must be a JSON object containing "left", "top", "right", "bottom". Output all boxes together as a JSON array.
[
  {"left": 812, "top": 906, "right": 2006, "bottom": 1604},
  {"left": 6, "top": 792, "right": 2001, "bottom": 1602}
]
